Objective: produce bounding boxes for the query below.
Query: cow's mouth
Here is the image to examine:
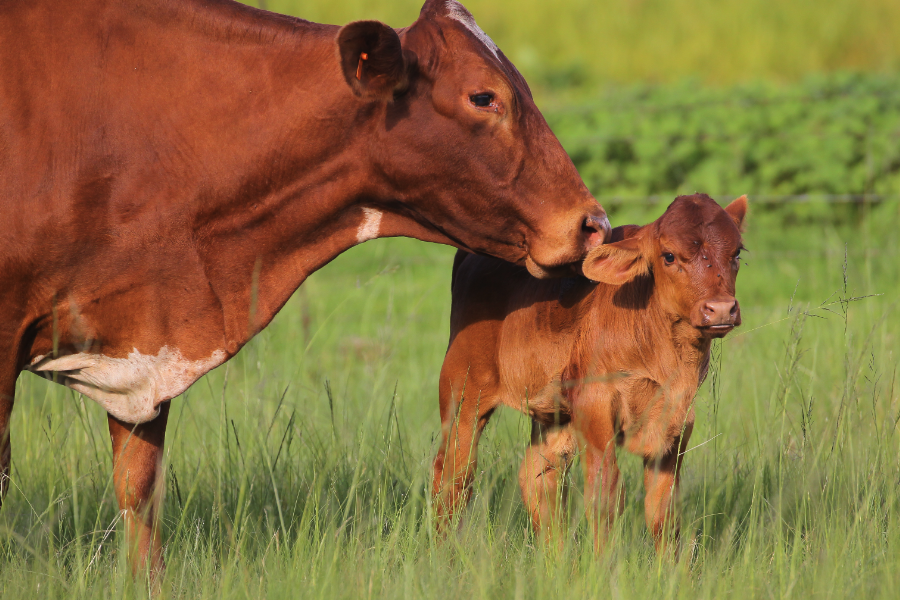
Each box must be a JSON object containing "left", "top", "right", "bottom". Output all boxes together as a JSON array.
[
  {"left": 525, "top": 255, "right": 578, "bottom": 279},
  {"left": 524, "top": 213, "right": 612, "bottom": 280}
]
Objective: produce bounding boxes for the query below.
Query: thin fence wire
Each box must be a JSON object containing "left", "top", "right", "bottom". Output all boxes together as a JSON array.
[
  {"left": 546, "top": 82, "right": 900, "bottom": 116},
  {"left": 595, "top": 194, "right": 900, "bottom": 204}
]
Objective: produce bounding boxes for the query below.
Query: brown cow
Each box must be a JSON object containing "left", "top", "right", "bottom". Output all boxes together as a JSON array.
[
  {"left": 0, "top": 0, "right": 609, "bottom": 577},
  {"left": 433, "top": 193, "right": 746, "bottom": 551}
]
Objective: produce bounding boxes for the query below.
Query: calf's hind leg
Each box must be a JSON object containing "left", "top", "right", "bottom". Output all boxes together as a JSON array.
[
  {"left": 432, "top": 375, "right": 498, "bottom": 529},
  {"left": 518, "top": 421, "right": 575, "bottom": 542},
  {"left": 108, "top": 402, "right": 170, "bottom": 580}
]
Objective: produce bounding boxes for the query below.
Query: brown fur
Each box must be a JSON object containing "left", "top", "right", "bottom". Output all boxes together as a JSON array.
[
  {"left": 433, "top": 194, "right": 747, "bottom": 552},
  {"left": 0, "top": 0, "right": 610, "bottom": 578}
]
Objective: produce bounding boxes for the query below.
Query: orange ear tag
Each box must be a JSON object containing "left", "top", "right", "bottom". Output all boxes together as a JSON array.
[{"left": 356, "top": 52, "right": 368, "bottom": 80}]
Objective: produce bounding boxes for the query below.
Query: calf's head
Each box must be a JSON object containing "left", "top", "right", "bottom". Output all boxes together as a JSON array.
[
  {"left": 336, "top": 0, "right": 609, "bottom": 277},
  {"left": 583, "top": 194, "right": 747, "bottom": 338}
]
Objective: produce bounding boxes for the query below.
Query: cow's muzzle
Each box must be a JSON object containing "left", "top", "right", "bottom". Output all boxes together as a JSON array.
[{"left": 526, "top": 207, "right": 611, "bottom": 279}]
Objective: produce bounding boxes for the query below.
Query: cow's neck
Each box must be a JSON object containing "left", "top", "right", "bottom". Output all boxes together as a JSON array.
[{"left": 118, "top": 1, "right": 453, "bottom": 355}]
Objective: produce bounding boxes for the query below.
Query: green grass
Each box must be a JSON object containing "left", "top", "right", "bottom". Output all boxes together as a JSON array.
[
  {"left": 1, "top": 196, "right": 897, "bottom": 598},
  {"left": 246, "top": 0, "right": 900, "bottom": 88}
]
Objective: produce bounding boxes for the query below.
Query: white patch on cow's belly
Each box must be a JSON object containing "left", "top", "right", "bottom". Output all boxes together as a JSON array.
[
  {"left": 446, "top": 1, "right": 500, "bottom": 59},
  {"left": 26, "top": 347, "right": 227, "bottom": 424},
  {"left": 356, "top": 207, "right": 382, "bottom": 243}
]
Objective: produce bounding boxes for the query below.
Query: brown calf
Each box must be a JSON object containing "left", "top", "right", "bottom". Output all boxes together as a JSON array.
[
  {"left": 0, "top": 0, "right": 608, "bottom": 578},
  {"left": 433, "top": 193, "right": 747, "bottom": 550}
]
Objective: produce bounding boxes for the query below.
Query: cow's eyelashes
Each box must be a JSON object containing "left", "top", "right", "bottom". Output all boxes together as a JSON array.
[
  {"left": 662, "top": 252, "right": 675, "bottom": 265},
  {"left": 470, "top": 93, "right": 494, "bottom": 108}
]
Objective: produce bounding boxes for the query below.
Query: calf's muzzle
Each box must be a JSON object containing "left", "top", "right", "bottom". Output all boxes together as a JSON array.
[{"left": 691, "top": 296, "right": 741, "bottom": 336}]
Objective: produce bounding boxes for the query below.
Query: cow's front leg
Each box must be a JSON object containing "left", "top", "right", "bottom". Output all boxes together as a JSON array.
[
  {"left": 518, "top": 421, "right": 575, "bottom": 545},
  {"left": 0, "top": 365, "right": 16, "bottom": 507},
  {"left": 108, "top": 402, "right": 170, "bottom": 581},
  {"left": 643, "top": 423, "right": 692, "bottom": 554}
]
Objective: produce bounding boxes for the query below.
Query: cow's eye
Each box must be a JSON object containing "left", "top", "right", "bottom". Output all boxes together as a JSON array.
[
  {"left": 663, "top": 252, "right": 675, "bottom": 265},
  {"left": 470, "top": 93, "right": 494, "bottom": 107}
]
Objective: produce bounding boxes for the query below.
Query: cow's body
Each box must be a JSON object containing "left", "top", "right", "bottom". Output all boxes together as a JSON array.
[
  {"left": 434, "top": 194, "right": 746, "bottom": 551},
  {"left": 0, "top": 0, "right": 609, "bottom": 576}
]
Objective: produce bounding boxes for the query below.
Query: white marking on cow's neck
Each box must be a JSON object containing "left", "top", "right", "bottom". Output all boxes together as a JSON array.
[
  {"left": 446, "top": 1, "right": 500, "bottom": 60},
  {"left": 356, "top": 207, "right": 382, "bottom": 243},
  {"left": 27, "top": 346, "right": 227, "bottom": 424}
]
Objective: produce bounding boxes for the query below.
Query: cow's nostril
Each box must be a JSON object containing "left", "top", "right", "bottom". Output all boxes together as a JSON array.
[{"left": 582, "top": 214, "right": 610, "bottom": 246}]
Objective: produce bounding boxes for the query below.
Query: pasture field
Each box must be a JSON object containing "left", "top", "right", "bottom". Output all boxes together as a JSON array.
[
  {"left": 3, "top": 4, "right": 900, "bottom": 591},
  {"left": 0, "top": 192, "right": 897, "bottom": 598}
]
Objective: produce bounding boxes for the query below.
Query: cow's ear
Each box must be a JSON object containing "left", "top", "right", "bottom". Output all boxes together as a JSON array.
[
  {"left": 582, "top": 231, "right": 649, "bottom": 285},
  {"left": 725, "top": 195, "right": 748, "bottom": 231},
  {"left": 337, "top": 21, "right": 408, "bottom": 100}
]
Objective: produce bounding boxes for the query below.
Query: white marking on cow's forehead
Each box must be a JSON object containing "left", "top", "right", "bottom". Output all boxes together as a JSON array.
[
  {"left": 356, "top": 207, "right": 382, "bottom": 244},
  {"left": 27, "top": 346, "right": 227, "bottom": 423},
  {"left": 445, "top": 1, "right": 499, "bottom": 60}
]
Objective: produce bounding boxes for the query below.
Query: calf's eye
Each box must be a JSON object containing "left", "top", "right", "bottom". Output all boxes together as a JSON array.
[
  {"left": 470, "top": 93, "right": 494, "bottom": 107},
  {"left": 663, "top": 252, "right": 675, "bottom": 265}
]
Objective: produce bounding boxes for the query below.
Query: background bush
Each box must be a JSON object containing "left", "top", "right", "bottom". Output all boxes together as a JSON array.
[{"left": 546, "top": 73, "right": 900, "bottom": 201}]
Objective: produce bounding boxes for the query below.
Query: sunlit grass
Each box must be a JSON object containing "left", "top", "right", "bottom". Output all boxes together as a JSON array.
[{"left": 1, "top": 197, "right": 897, "bottom": 598}]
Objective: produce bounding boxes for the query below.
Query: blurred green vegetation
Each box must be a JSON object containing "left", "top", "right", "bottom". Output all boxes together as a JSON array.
[
  {"left": 252, "top": 0, "right": 900, "bottom": 203},
  {"left": 252, "top": 0, "right": 900, "bottom": 88},
  {"left": 2, "top": 2, "right": 898, "bottom": 597}
]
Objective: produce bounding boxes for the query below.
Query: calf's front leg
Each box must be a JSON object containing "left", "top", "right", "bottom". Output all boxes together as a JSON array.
[
  {"left": 108, "top": 402, "right": 170, "bottom": 580},
  {"left": 582, "top": 435, "right": 623, "bottom": 553},
  {"left": 643, "top": 423, "right": 692, "bottom": 553}
]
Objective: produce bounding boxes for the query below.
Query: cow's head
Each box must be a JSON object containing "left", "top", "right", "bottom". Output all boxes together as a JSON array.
[
  {"left": 582, "top": 194, "right": 747, "bottom": 338},
  {"left": 335, "top": 0, "right": 609, "bottom": 277}
]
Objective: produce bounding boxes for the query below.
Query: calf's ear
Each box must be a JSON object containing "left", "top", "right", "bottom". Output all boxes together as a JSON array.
[
  {"left": 608, "top": 224, "right": 641, "bottom": 243},
  {"left": 725, "top": 195, "right": 748, "bottom": 231},
  {"left": 582, "top": 232, "right": 649, "bottom": 285},
  {"left": 337, "top": 21, "right": 408, "bottom": 100}
]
